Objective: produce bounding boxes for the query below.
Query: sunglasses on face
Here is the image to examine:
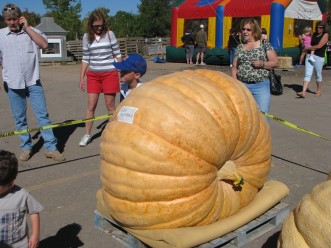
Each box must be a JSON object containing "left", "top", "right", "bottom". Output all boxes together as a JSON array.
[
  {"left": 317, "top": 26, "right": 324, "bottom": 29},
  {"left": 3, "top": 7, "right": 17, "bottom": 11},
  {"left": 242, "top": 28, "right": 252, "bottom": 32},
  {"left": 92, "top": 24, "right": 105, "bottom": 29}
]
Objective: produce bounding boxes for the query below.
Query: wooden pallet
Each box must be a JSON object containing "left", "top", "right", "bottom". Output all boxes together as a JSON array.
[
  {"left": 94, "top": 210, "right": 147, "bottom": 248},
  {"left": 197, "top": 202, "right": 290, "bottom": 248},
  {"left": 94, "top": 202, "right": 290, "bottom": 248}
]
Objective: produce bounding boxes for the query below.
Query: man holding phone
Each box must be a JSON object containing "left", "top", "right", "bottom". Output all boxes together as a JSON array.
[{"left": 0, "top": 4, "right": 65, "bottom": 162}]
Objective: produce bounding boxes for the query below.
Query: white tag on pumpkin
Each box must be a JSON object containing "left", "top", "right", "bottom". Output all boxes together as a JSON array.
[{"left": 117, "top": 106, "right": 138, "bottom": 124}]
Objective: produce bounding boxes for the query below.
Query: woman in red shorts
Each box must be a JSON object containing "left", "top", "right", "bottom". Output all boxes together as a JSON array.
[{"left": 79, "top": 10, "right": 122, "bottom": 146}]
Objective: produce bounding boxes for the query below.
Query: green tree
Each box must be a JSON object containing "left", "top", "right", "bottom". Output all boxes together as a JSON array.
[
  {"left": 170, "top": 0, "right": 185, "bottom": 7},
  {"left": 110, "top": 11, "right": 139, "bottom": 37},
  {"left": 0, "top": 16, "right": 5, "bottom": 28},
  {"left": 137, "top": 0, "right": 172, "bottom": 37},
  {"left": 81, "top": 8, "right": 139, "bottom": 38},
  {"left": 22, "top": 9, "right": 41, "bottom": 27},
  {"left": 0, "top": 9, "right": 40, "bottom": 28},
  {"left": 327, "top": 0, "right": 331, "bottom": 34},
  {"left": 42, "top": 0, "right": 82, "bottom": 40}
]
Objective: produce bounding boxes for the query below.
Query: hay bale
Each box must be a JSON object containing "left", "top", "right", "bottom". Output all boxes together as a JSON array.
[{"left": 277, "top": 56, "right": 293, "bottom": 69}]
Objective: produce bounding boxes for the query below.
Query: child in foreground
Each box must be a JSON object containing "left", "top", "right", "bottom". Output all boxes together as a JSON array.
[
  {"left": 0, "top": 150, "right": 43, "bottom": 248},
  {"left": 113, "top": 54, "right": 147, "bottom": 102}
]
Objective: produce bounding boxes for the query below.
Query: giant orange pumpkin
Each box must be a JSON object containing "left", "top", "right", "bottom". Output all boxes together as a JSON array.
[
  {"left": 278, "top": 176, "right": 331, "bottom": 248},
  {"left": 99, "top": 69, "right": 271, "bottom": 230}
]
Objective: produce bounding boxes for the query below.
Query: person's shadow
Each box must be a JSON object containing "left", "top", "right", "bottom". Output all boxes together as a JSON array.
[
  {"left": 39, "top": 223, "right": 84, "bottom": 248},
  {"left": 29, "top": 120, "right": 84, "bottom": 159},
  {"left": 284, "top": 83, "right": 318, "bottom": 97},
  {"left": 262, "top": 230, "right": 281, "bottom": 248},
  {"left": 283, "top": 83, "right": 302, "bottom": 93},
  {"left": 91, "top": 119, "right": 109, "bottom": 141}
]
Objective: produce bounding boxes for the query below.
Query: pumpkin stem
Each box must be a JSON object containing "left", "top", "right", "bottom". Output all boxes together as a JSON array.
[{"left": 217, "top": 160, "right": 244, "bottom": 186}]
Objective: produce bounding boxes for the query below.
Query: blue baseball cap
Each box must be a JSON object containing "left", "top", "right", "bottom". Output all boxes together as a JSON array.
[{"left": 113, "top": 54, "right": 147, "bottom": 76}]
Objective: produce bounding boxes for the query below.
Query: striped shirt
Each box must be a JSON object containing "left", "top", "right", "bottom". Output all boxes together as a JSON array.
[
  {"left": 0, "top": 27, "right": 46, "bottom": 89},
  {"left": 82, "top": 31, "right": 122, "bottom": 72}
]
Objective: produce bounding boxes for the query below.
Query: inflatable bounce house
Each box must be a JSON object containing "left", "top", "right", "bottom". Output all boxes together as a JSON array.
[{"left": 167, "top": 0, "right": 328, "bottom": 65}]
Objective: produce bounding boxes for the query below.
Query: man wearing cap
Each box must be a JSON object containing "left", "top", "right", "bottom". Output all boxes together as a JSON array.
[
  {"left": 0, "top": 3, "right": 65, "bottom": 162},
  {"left": 113, "top": 54, "right": 147, "bottom": 102},
  {"left": 195, "top": 24, "right": 208, "bottom": 65}
]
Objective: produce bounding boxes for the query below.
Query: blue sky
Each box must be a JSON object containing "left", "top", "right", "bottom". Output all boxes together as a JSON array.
[{"left": 10, "top": 0, "right": 140, "bottom": 18}]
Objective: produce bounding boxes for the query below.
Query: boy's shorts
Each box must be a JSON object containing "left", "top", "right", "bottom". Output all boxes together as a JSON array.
[{"left": 86, "top": 70, "right": 120, "bottom": 94}]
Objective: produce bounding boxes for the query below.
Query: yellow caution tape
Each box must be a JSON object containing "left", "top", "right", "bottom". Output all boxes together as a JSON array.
[
  {"left": 262, "top": 111, "right": 331, "bottom": 141},
  {"left": 0, "top": 114, "right": 112, "bottom": 138},
  {"left": 1, "top": 111, "right": 329, "bottom": 142}
]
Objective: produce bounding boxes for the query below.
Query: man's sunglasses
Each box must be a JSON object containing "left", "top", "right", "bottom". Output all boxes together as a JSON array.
[{"left": 3, "top": 7, "right": 17, "bottom": 12}]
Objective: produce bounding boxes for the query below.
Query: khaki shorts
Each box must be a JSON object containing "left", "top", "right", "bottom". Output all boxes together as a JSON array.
[{"left": 196, "top": 43, "right": 206, "bottom": 53}]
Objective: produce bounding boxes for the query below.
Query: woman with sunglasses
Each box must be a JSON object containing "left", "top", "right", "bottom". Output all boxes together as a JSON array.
[
  {"left": 79, "top": 10, "right": 122, "bottom": 146},
  {"left": 231, "top": 18, "right": 278, "bottom": 119},
  {"left": 297, "top": 21, "right": 329, "bottom": 98}
]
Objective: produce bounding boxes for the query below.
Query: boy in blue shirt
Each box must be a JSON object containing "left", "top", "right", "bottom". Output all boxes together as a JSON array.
[{"left": 113, "top": 54, "right": 147, "bottom": 102}]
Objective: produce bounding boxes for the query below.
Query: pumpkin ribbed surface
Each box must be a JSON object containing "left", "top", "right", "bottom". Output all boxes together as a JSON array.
[
  {"left": 99, "top": 69, "right": 271, "bottom": 229},
  {"left": 278, "top": 178, "right": 331, "bottom": 248}
]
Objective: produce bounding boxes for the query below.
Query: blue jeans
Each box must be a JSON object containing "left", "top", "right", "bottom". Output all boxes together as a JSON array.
[
  {"left": 243, "top": 80, "right": 270, "bottom": 119},
  {"left": 304, "top": 55, "right": 324, "bottom": 82},
  {"left": 7, "top": 83, "right": 58, "bottom": 151}
]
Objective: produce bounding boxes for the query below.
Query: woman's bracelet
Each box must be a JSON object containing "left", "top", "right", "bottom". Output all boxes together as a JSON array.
[{"left": 262, "top": 61, "right": 265, "bottom": 68}]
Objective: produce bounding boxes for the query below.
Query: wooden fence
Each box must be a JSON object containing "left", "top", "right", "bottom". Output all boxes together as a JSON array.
[{"left": 66, "top": 37, "right": 170, "bottom": 61}]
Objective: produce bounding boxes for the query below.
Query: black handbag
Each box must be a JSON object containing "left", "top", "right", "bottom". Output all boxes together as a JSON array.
[
  {"left": 269, "top": 69, "right": 283, "bottom": 95},
  {"left": 263, "top": 40, "right": 283, "bottom": 95}
]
